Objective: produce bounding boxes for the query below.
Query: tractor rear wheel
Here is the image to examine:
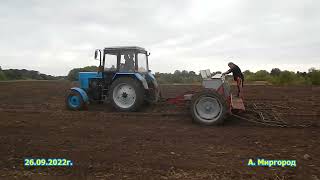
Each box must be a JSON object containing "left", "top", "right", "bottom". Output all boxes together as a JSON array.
[
  {"left": 109, "top": 77, "right": 144, "bottom": 112},
  {"left": 190, "top": 90, "right": 228, "bottom": 125},
  {"left": 66, "top": 90, "right": 86, "bottom": 110}
]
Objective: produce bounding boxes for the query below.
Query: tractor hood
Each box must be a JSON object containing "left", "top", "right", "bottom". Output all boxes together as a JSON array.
[{"left": 79, "top": 72, "right": 102, "bottom": 90}]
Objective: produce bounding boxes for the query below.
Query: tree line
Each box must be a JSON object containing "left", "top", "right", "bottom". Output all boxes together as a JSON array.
[
  {"left": 1, "top": 66, "right": 319, "bottom": 85},
  {"left": 66, "top": 66, "right": 320, "bottom": 85},
  {"left": 243, "top": 68, "right": 320, "bottom": 85},
  {"left": 0, "top": 67, "right": 64, "bottom": 81}
]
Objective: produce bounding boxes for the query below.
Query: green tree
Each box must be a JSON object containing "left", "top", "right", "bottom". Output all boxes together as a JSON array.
[
  {"left": 0, "top": 69, "right": 6, "bottom": 80},
  {"left": 67, "top": 66, "right": 98, "bottom": 81},
  {"left": 309, "top": 70, "right": 320, "bottom": 85},
  {"left": 308, "top": 67, "right": 316, "bottom": 73},
  {"left": 0, "top": 68, "right": 59, "bottom": 80},
  {"left": 243, "top": 70, "right": 253, "bottom": 76},
  {"left": 151, "top": 70, "right": 201, "bottom": 84},
  {"left": 181, "top": 70, "right": 188, "bottom": 75},
  {"left": 270, "top": 68, "right": 281, "bottom": 76},
  {"left": 246, "top": 70, "right": 270, "bottom": 81},
  {"left": 268, "top": 70, "right": 309, "bottom": 85},
  {"left": 174, "top": 70, "right": 181, "bottom": 75}
]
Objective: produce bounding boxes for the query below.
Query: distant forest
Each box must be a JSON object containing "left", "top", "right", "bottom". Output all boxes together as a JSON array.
[
  {"left": 66, "top": 66, "right": 320, "bottom": 85},
  {"left": 0, "top": 67, "right": 64, "bottom": 81},
  {"left": 1, "top": 66, "right": 320, "bottom": 85}
]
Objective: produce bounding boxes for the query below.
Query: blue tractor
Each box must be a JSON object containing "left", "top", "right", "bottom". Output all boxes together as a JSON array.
[{"left": 66, "top": 46, "right": 160, "bottom": 112}]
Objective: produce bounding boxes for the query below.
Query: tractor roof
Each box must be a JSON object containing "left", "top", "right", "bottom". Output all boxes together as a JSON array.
[{"left": 103, "top": 46, "right": 147, "bottom": 54}]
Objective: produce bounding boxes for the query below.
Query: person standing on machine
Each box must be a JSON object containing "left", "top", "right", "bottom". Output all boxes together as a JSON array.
[{"left": 222, "top": 62, "right": 244, "bottom": 97}]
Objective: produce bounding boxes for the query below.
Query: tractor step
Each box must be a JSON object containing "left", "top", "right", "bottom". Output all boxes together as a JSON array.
[{"left": 231, "top": 95, "right": 245, "bottom": 111}]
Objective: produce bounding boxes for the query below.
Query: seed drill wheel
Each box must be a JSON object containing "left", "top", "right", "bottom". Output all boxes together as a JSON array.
[
  {"left": 109, "top": 77, "right": 144, "bottom": 112},
  {"left": 190, "top": 90, "right": 228, "bottom": 125},
  {"left": 66, "top": 90, "right": 86, "bottom": 110}
]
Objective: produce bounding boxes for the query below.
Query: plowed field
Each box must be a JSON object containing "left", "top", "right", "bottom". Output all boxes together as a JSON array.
[{"left": 0, "top": 81, "right": 319, "bottom": 179}]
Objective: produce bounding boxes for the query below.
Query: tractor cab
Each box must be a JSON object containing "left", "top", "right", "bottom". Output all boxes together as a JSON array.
[
  {"left": 93, "top": 47, "right": 151, "bottom": 85},
  {"left": 95, "top": 46, "right": 150, "bottom": 73},
  {"left": 66, "top": 46, "right": 160, "bottom": 112}
]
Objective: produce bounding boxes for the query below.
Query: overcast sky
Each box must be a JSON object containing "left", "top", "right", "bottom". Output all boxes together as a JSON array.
[{"left": 0, "top": 0, "right": 319, "bottom": 75}]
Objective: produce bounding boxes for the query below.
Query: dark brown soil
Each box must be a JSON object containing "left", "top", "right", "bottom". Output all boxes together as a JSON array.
[{"left": 0, "top": 81, "right": 319, "bottom": 180}]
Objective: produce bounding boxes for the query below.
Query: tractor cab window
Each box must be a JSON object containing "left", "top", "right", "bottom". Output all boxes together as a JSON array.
[
  {"left": 119, "top": 52, "right": 135, "bottom": 72},
  {"left": 104, "top": 54, "right": 117, "bottom": 71},
  {"left": 137, "top": 53, "right": 148, "bottom": 72}
]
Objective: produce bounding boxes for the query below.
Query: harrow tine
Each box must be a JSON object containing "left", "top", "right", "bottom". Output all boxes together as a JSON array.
[
  {"left": 239, "top": 103, "right": 290, "bottom": 127},
  {"left": 272, "top": 104, "right": 297, "bottom": 110},
  {"left": 232, "top": 102, "right": 312, "bottom": 128},
  {"left": 272, "top": 110, "right": 287, "bottom": 124},
  {"left": 232, "top": 114, "right": 288, "bottom": 128},
  {"left": 253, "top": 103, "right": 257, "bottom": 109},
  {"left": 258, "top": 112, "right": 265, "bottom": 121}
]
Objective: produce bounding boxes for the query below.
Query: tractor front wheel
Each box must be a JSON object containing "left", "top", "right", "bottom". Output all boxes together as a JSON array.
[
  {"left": 109, "top": 77, "right": 144, "bottom": 112},
  {"left": 66, "top": 90, "right": 86, "bottom": 110},
  {"left": 190, "top": 90, "right": 228, "bottom": 125}
]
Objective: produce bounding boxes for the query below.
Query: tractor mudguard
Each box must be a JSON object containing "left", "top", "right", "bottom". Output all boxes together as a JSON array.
[
  {"left": 70, "top": 87, "right": 89, "bottom": 104},
  {"left": 147, "top": 72, "right": 159, "bottom": 89},
  {"left": 112, "top": 73, "right": 149, "bottom": 89}
]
